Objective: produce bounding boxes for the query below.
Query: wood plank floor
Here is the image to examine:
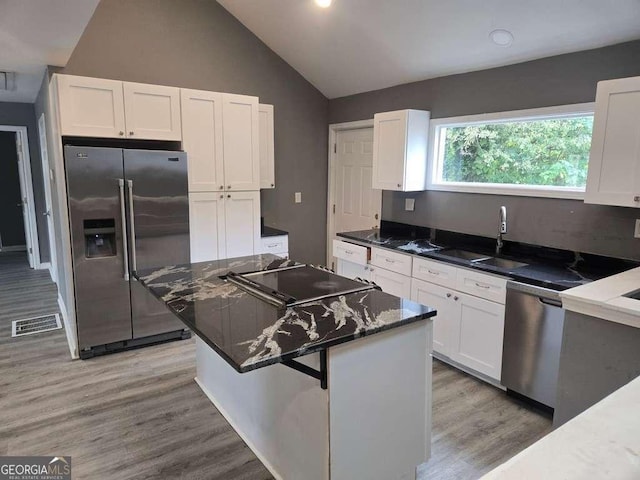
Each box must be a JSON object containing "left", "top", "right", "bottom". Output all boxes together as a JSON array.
[{"left": 1, "top": 253, "right": 551, "bottom": 479}]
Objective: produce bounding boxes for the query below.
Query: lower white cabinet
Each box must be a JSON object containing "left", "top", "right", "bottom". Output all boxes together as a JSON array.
[
  {"left": 411, "top": 277, "right": 505, "bottom": 381},
  {"left": 370, "top": 266, "right": 411, "bottom": 299},
  {"left": 189, "top": 191, "right": 260, "bottom": 262},
  {"left": 260, "top": 235, "right": 289, "bottom": 258},
  {"left": 336, "top": 258, "right": 371, "bottom": 281}
]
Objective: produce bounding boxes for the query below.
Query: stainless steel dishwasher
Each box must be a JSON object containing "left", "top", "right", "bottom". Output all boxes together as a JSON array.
[{"left": 501, "top": 281, "right": 565, "bottom": 409}]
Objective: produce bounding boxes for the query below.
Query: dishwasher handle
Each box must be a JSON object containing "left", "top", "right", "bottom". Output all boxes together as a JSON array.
[{"left": 539, "top": 297, "right": 562, "bottom": 308}]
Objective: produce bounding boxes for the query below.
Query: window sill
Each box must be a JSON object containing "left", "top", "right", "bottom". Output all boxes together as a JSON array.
[{"left": 426, "top": 182, "right": 585, "bottom": 200}]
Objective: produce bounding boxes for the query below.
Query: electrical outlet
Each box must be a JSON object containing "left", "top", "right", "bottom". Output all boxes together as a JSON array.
[
  {"left": 635, "top": 219, "right": 640, "bottom": 238},
  {"left": 405, "top": 198, "right": 415, "bottom": 211},
  {"left": 295, "top": 192, "right": 302, "bottom": 203}
]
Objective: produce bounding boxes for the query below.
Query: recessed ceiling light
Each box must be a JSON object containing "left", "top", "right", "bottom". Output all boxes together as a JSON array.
[
  {"left": 315, "top": 0, "right": 332, "bottom": 8},
  {"left": 490, "top": 29, "right": 514, "bottom": 47}
]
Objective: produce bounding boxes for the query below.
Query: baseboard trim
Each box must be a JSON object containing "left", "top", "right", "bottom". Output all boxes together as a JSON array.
[
  {"left": 57, "top": 293, "right": 78, "bottom": 360},
  {"left": 194, "top": 376, "right": 284, "bottom": 480},
  {"left": 38, "top": 262, "right": 51, "bottom": 271}
]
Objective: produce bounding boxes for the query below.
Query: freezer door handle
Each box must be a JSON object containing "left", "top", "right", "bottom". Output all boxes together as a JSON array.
[
  {"left": 127, "top": 179, "right": 138, "bottom": 275},
  {"left": 118, "top": 179, "right": 130, "bottom": 281}
]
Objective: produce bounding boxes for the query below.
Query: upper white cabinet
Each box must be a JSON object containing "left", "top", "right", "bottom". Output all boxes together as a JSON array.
[
  {"left": 372, "top": 109, "right": 430, "bottom": 191},
  {"left": 585, "top": 76, "right": 640, "bottom": 207},
  {"left": 182, "top": 89, "right": 260, "bottom": 192},
  {"left": 57, "top": 74, "right": 181, "bottom": 140},
  {"left": 56, "top": 75, "right": 126, "bottom": 138},
  {"left": 259, "top": 104, "right": 275, "bottom": 189},
  {"left": 223, "top": 94, "right": 260, "bottom": 191},
  {"left": 181, "top": 89, "right": 225, "bottom": 192},
  {"left": 122, "top": 82, "right": 182, "bottom": 140}
]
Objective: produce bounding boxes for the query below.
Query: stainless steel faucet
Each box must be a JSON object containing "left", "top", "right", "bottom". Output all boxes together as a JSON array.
[{"left": 496, "top": 206, "right": 507, "bottom": 255}]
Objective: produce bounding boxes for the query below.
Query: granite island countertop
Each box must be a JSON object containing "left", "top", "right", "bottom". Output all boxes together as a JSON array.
[
  {"left": 135, "top": 254, "right": 435, "bottom": 373},
  {"left": 338, "top": 222, "right": 638, "bottom": 291}
]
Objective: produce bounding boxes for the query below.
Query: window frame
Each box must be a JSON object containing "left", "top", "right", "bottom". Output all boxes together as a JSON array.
[{"left": 426, "top": 103, "right": 595, "bottom": 199}]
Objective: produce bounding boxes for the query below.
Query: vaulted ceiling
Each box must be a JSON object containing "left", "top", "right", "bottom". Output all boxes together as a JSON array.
[
  {"left": 217, "top": 0, "right": 640, "bottom": 99},
  {"left": 0, "top": 0, "right": 99, "bottom": 102}
]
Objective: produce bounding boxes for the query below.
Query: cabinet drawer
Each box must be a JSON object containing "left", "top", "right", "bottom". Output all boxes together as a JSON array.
[
  {"left": 333, "top": 240, "right": 369, "bottom": 266},
  {"left": 370, "top": 247, "right": 412, "bottom": 276},
  {"left": 370, "top": 266, "right": 411, "bottom": 299},
  {"left": 456, "top": 269, "right": 507, "bottom": 304},
  {"left": 261, "top": 235, "right": 288, "bottom": 255},
  {"left": 412, "top": 257, "right": 457, "bottom": 289}
]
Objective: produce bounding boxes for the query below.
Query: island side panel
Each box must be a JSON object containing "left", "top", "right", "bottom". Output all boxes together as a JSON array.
[
  {"left": 329, "top": 320, "right": 433, "bottom": 480},
  {"left": 195, "top": 338, "right": 330, "bottom": 480}
]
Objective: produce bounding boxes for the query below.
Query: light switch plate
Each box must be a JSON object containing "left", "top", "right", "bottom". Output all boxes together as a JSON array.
[
  {"left": 295, "top": 192, "right": 302, "bottom": 203},
  {"left": 635, "top": 219, "right": 640, "bottom": 238},
  {"left": 405, "top": 198, "right": 415, "bottom": 211}
]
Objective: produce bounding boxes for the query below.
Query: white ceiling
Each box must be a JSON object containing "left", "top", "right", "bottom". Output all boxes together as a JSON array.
[
  {"left": 217, "top": 0, "right": 640, "bottom": 99},
  {"left": 0, "top": 0, "right": 99, "bottom": 103}
]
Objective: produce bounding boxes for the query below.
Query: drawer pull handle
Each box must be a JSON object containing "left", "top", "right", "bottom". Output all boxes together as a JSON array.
[
  {"left": 475, "top": 282, "right": 491, "bottom": 289},
  {"left": 385, "top": 258, "right": 394, "bottom": 263},
  {"left": 427, "top": 269, "right": 439, "bottom": 275},
  {"left": 446, "top": 293, "right": 452, "bottom": 298},
  {"left": 267, "top": 243, "right": 279, "bottom": 248},
  {"left": 344, "top": 250, "right": 354, "bottom": 255}
]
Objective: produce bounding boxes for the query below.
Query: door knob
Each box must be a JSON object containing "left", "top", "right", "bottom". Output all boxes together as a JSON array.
[{"left": 43, "top": 211, "right": 51, "bottom": 217}]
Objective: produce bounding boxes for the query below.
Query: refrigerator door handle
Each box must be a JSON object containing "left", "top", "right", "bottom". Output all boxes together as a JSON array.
[
  {"left": 118, "top": 179, "right": 130, "bottom": 281},
  {"left": 127, "top": 179, "right": 138, "bottom": 275}
]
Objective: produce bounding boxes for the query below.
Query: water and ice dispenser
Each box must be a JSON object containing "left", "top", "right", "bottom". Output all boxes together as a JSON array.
[{"left": 83, "top": 219, "right": 117, "bottom": 258}]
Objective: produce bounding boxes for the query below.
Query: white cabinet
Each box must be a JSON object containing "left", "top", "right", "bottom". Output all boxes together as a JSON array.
[
  {"left": 189, "top": 192, "right": 226, "bottom": 262},
  {"left": 585, "top": 76, "right": 640, "bottom": 207},
  {"left": 259, "top": 104, "right": 275, "bottom": 189},
  {"left": 451, "top": 293, "right": 505, "bottom": 380},
  {"left": 370, "top": 247, "right": 412, "bottom": 276},
  {"left": 181, "top": 89, "right": 225, "bottom": 192},
  {"left": 223, "top": 94, "right": 260, "bottom": 191},
  {"left": 56, "top": 74, "right": 181, "bottom": 140},
  {"left": 372, "top": 109, "right": 430, "bottom": 191},
  {"left": 411, "top": 279, "right": 455, "bottom": 357},
  {"left": 410, "top": 264, "right": 506, "bottom": 382},
  {"left": 224, "top": 191, "right": 261, "bottom": 259},
  {"left": 189, "top": 191, "right": 260, "bottom": 262},
  {"left": 260, "top": 235, "right": 288, "bottom": 258},
  {"left": 370, "top": 266, "right": 411, "bottom": 299},
  {"left": 336, "top": 258, "right": 371, "bottom": 281},
  {"left": 122, "top": 82, "right": 182, "bottom": 140},
  {"left": 57, "top": 75, "right": 126, "bottom": 138}
]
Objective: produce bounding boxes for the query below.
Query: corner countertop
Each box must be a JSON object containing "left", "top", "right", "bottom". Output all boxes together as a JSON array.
[
  {"left": 135, "top": 254, "right": 435, "bottom": 373},
  {"left": 261, "top": 225, "right": 288, "bottom": 237},
  {"left": 560, "top": 267, "right": 640, "bottom": 329},
  {"left": 337, "top": 223, "right": 637, "bottom": 292},
  {"left": 480, "top": 374, "right": 640, "bottom": 479}
]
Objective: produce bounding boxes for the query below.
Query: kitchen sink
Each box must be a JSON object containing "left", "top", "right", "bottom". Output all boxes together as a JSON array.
[
  {"left": 477, "top": 257, "right": 529, "bottom": 270},
  {"left": 438, "top": 249, "right": 492, "bottom": 262}
]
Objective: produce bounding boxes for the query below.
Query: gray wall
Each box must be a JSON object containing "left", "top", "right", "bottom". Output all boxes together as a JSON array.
[
  {"left": 0, "top": 102, "right": 49, "bottom": 261},
  {"left": 329, "top": 40, "right": 640, "bottom": 260},
  {"left": 62, "top": 0, "right": 329, "bottom": 264}
]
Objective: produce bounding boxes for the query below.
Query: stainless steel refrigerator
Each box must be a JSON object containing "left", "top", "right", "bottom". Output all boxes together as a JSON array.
[{"left": 65, "top": 146, "right": 190, "bottom": 358}]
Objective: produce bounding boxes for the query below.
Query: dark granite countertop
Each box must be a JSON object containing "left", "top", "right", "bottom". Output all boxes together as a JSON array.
[
  {"left": 135, "top": 254, "right": 435, "bottom": 373},
  {"left": 261, "top": 225, "right": 288, "bottom": 237},
  {"left": 337, "top": 221, "right": 638, "bottom": 291}
]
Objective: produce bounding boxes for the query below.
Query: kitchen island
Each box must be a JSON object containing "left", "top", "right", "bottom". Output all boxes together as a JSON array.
[{"left": 136, "top": 254, "right": 436, "bottom": 480}]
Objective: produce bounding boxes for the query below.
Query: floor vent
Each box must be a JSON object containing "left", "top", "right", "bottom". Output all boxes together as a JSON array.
[{"left": 11, "top": 314, "right": 62, "bottom": 337}]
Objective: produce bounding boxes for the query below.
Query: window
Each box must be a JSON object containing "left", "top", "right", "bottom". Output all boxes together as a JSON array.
[{"left": 428, "top": 104, "right": 595, "bottom": 198}]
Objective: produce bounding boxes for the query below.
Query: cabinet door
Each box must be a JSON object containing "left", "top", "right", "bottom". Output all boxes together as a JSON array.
[
  {"left": 222, "top": 94, "right": 260, "bottom": 191},
  {"left": 370, "top": 266, "right": 411, "bottom": 299},
  {"left": 585, "top": 76, "right": 640, "bottom": 207},
  {"left": 259, "top": 104, "right": 275, "bottom": 189},
  {"left": 189, "top": 192, "right": 226, "bottom": 262},
  {"left": 123, "top": 82, "right": 182, "bottom": 140},
  {"left": 181, "top": 89, "right": 225, "bottom": 192},
  {"left": 336, "top": 258, "right": 371, "bottom": 281},
  {"left": 450, "top": 293, "right": 505, "bottom": 380},
  {"left": 57, "top": 74, "right": 126, "bottom": 138},
  {"left": 411, "top": 278, "right": 453, "bottom": 358},
  {"left": 224, "top": 191, "right": 260, "bottom": 258},
  {"left": 372, "top": 110, "right": 407, "bottom": 191}
]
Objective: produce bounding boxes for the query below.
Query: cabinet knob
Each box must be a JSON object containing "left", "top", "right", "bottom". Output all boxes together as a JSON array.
[
  {"left": 446, "top": 293, "right": 452, "bottom": 298},
  {"left": 129, "top": 131, "right": 134, "bottom": 136},
  {"left": 220, "top": 185, "right": 224, "bottom": 190},
  {"left": 220, "top": 194, "right": 223, "bottom": 199},
  {"left": 119, "top": 131, "right": 124, "bottom": 136},
  {"left": 454, "top": 296, "right": 459, "bottom": 301},
  {"left": 271, "top": 183, "right": 274, "bottom": 187},
  {"left": 227, "top": 185, "right": 231, "bottom": 189},
  {"left": 227, "top": 194, "right": 231, "bottom": 198},
  {"left": 634, "top": 196, "right": 640, "bottom": 202},
  {"left": 397, "top": 183, "right": 401, "bottom": 188}
]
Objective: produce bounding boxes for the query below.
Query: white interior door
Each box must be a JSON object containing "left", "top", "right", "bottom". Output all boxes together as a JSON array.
[
  {"left": 38, "top": 114, "right": 57, "bottom": 279},
  {"left": 334, "top": 128, "right": 381, "bottom": 235},
  {"left": 14, "top": 132, "right": 35, "bottom": 268}
]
